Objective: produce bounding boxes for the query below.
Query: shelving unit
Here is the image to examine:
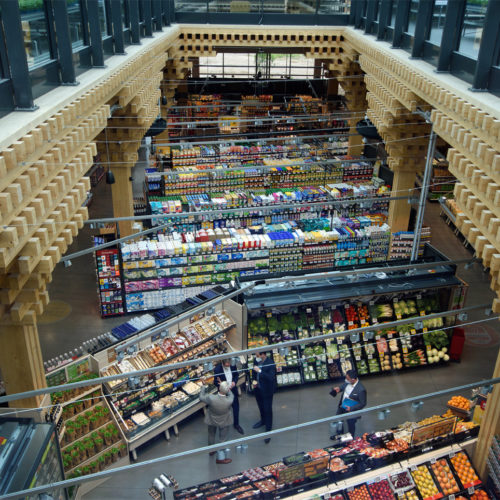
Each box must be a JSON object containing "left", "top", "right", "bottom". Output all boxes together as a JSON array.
[{"left": 95, "top": 248, "right": 125, "bottom": 317}]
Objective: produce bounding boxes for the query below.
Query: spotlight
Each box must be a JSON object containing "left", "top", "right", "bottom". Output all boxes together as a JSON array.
[
  {"left": 64, "top": 260, "right": 72, "bottom": 268},
  {"left": 127, "top": 346, "right": 137, "bottom": 355},
  {"left": 411, "top": 401, "right": 424, "bottom": 413},
  {"left": 106, "top": 169, "right": 115, "bottom": 184},
  {"left": 90, "top": 223, "right": 95, "bottom": 229},
  {"left": 457, "top": 312, "right": 468, "bottom": 322},
  {"left": 377, "top": 409, "right": 391, "bottom": 420},
  {"left": 464, "top": 261, "right": 473, "bottom": 270},
  {"left": 413, "top": 321, "right": 423, "bottom": 330},
  {"left": 485, "top": 308, "right": 493, "bottom": 317},
  {"left": 116, "top": 351, "right": 124, "bottom": 362},
  {"left": 160, "top": 329, "right": 169, "bottom": 339},
  {"left": 406, "top": 268, "right": 417, "bottom": 277},
  {"left": 231, "top": 357, "right": 239, "bottom": 366}
]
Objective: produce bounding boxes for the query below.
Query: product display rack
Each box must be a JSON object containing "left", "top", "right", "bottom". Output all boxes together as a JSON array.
[
  {"left": 173, "top": 415, "right": 486, "bottom": 500},
  {"left": 95, "top": 248, "right": 125, "bottom": 317},
  {"left": 99, "top": 311, "right": 238, "bottom": 457},
  {"left": 244, "top": 247, "right": 468, "bottom": 386}
]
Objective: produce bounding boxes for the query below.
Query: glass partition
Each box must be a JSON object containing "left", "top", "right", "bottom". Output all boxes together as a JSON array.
[
  {"left": 176, "top": 0, "right": 208, "bottom": 13},
  {"left": 458, "top": 0, "right": 487, "bottom": 59},
  {"left": 318, "top": 0, "right": 350, "bottom": 14},
  {"left": 389, "top": 0, "right": 397, "bottom": 26},
  {"left": 19, "top": 0, "right": 52, "bottom": 67},
  {"left": 406, "top": 0, "right": 419, "bottom": 35},
  {"left": 98, "top": 0, "right": 108, "bottom": 35}
]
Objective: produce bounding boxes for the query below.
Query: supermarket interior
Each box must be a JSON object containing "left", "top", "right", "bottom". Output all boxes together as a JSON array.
[{"left": 1, "top": 1, "right": 500, "bottom": 500}]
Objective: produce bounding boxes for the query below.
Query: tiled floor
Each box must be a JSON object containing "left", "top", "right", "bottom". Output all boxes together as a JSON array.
[{"left": 37, "top": 187, "right": 500, "bottom": 499}]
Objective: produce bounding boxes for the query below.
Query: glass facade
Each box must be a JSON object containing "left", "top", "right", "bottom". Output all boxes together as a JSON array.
[
  {"left": 98, "top": 0, "right": 108, "bottom": 35},
  {"left": 428, "top": 0, "right": 446, "bottom": 45},
  {"left": 389, "top": 0, "right": 397, "bottom": 26},
  {"left": 68, "top": 0, "right": 85, "bottom": 48},
  {"left": 19, "top": 1, "right": 52, "bottom": 67},
  {"left": 458, "top": 0, "right": 487, "bottom": 59},
  {"left": 406, "top": 0, "right": 419, "bottom": 34}
]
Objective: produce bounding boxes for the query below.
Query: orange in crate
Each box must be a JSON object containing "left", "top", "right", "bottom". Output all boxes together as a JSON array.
[{"left": 449, "top": 452, "right": 481, "bottom": 488}]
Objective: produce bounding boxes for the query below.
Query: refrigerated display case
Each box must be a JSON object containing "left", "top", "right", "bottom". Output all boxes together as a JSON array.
[{"left": 0, "top": 418, "right": 67, "bottom": 500}]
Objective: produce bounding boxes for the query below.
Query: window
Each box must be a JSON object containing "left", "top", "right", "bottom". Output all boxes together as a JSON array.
[
  {"left": 98, "top": 0, "right": 108, "bottom": 35},
  {"left": 121, "top": 0, "right": 129, "bottom": 29},
  {"left": 67, "top": 0, "right": 85, "bottom": 48},
  {"left": 428, "top": 0, "right": 446, "bottom": 45},
  {"left": 406, "top": 0, "right": 419, "bottom": 34},
  {"left": 19, "top": 0, "right": 52, "bottom": 66},
  {"left": 389, "top": 0, "right": 398, "bottom": 26},
  {"left": 458, "top": 0, "right": 487, "bottom": 59}
]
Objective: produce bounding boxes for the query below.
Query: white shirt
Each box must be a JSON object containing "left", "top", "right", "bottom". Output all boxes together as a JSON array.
[
  {"left": 223, "top": 366, "right": 233, "bottom": 384},
  {"left": 342, "top": 380, "right": 358, "bottom": 401}
]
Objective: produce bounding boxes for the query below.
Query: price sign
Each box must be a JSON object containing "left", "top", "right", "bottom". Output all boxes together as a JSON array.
[
  {"left": 468, "top": 487, "right": 475, "bottom": 495},
  {"left": 338, "top": 338, "right": 343, "bottom": 345},
  {"left": 266, "top": 312, "right": 272, "bottom": 318},
  {"left": 420, "top": 311, "right": 426, "bottom": 316},
  {"left": 394, "top": 298, "right": 399, "bottom": 303},
  {"left": 306, "top": 308, "right": 312, "bottom": 313},
  {"left": 283, "top": 330, "right": 288, "bottom": 335},
  {"left": 411, "top": 329, "right": 416, "bottom": 334},
  {"left": 318, "top": 306, "right": 323, "bottom": 312},
  {"left": 402, "top": 347, "right": 408, "bottom": 353},
  {"left": 431, "top": 458, "right": 436, "bottom": 464},
  {"left": 348, "top": 321, "right": 353, "bottom": 326},
  {"left": 411, "top": 466, "right": 417, "bottom": 471},
  {"left": 368, "top": 355, "right": 373, "bottom": 359},
  {"left": 369, "top": 300, "right": 375, "bottom": 305},
  {"left": 423, "top": 327, "right": 428, "bottom": 333},
  {"left": 388, "top": 333, "right": 393, "bottom": 338},
  {"left": 417, "top": 294, "right": 422, "bottom": 300},
  {"left": 355, "top": 356, "right": 361, "bottom": 361}
]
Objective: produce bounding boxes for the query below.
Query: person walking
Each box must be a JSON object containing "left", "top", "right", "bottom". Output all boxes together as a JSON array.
[
  {"left": 199, "top": 379, "right": 234, "bottom": 464},
  {"left": 251, "top": 352, "right": 276, "bottom": 444},
  {"left": 214, "top": 359, "right": 244, "bottom": 434},
  {"left": 330, "top": 369, "right": 367, "bottom": 439}
]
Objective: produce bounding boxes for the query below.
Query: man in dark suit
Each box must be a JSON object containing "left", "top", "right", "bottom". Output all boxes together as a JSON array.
[
  {"left": 252, "top": 352, "right": 276, "bottom": 444},
  {"left": 330, "top": 369, "right": 367, "bottom": 438},
  {"left": 214, "top": 359, "right": 244, "bottom": 434}
]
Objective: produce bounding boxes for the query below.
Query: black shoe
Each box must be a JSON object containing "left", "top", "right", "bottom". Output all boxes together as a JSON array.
[
  {"left": 330, "top": 435, "right": 338, "bottom": 441},
  {"left": 264, "top": 438, "right": 271, "bottom": 444},
  {"left": 234, "top": 425, "right": 244, "bottom": 435},
  {"left": 252, "top": 421, "right": 264, "bottom": 429}
]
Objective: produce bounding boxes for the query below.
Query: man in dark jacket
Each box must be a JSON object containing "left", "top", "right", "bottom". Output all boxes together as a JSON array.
[
  {"left": 330, "top": 369, "right": 367, "bottom": 438},
  {"left": 214, "top": 359, "right": 244, "bottom": 434},
  {"left": 252, "top": 352, "right": 276, "bottom": 443}
]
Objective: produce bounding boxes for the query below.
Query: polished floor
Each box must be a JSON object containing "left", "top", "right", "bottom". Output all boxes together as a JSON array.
[{"left": 35, "top": 182, "right": 500, "bottom": 499}]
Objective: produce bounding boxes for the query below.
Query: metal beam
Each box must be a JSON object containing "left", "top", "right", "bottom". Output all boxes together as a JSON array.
[
  {"left": 110, "top": 0, "right": 125, "bottom": 54},
  {"left": 411, "top": 0, "right": 434, "bottom": 58},
  {"left": 2, "top": 375, "right": 499, "bottom": 499},
  {"left": 471, "top": 0, "right": 500, "bottom": 90},
  {"left": 392, "top": 0, "right": 410, "bottom": 48},
  {"left": 51, "top": 0, "right": 78, "bottom": 84},
  {"left": 153, "top": 0, "right": 163, "bottom": 30},
  {"left": 87, "top": 0, "right": 105, "bottom": 66},
  {"left": 0, "top": 0, "right": 38, "bottom": 110},
  {"left": 436, "top": 0, "right": 465, "bottom": 72},
  {"left": 365, "top": 0, "right": 377, "bottom": 33},
  {"left": 129, "top": 0, "right": 140, "bottom": 43}
]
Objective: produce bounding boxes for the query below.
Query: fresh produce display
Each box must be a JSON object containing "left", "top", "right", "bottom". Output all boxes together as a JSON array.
[
  {"left": 448, "top": 395, "right": 471, "bottom": 411},
  {"left": 368, "top": 479, "right": 395, "bottom": 499},
  {"left": 410, "top": 464, "right": 441, "bottom": 499},
  {"left": 403, "top": 490, "right": 420, "bottom": 500},
  {"left": 430, "top": 459, "right": 460, "bottom": 495},
  {"left": 470, "top": 490, "right": 492, "bottom": 499},
  {"left": 450, "top": 452, "right": 481, "bottom": 488},
  {"left": 390, "top": 471, "right": 414, "bottom": 491},
  {"left": 347, "top": 484, "right": 371, "bottom": 500}
]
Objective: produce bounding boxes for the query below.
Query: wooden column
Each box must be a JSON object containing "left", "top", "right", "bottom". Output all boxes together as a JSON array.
[
  {"left": 327, "top": 76, "right": 339, "bottom": 97},
  {"left": 348, "top": 117, "right": 364, "bottom": 156},
  {"left": 473, "top": 349, "right": 500, "bottom": 478},
  {"left": 388, "top": 168, "right": 416, "bottom": 232},
  {"left": 110, "top": 166, "right": 134, "bottom": 236},
  {"left": 0, "top": 318, "right": 46, "bottom": 408}
]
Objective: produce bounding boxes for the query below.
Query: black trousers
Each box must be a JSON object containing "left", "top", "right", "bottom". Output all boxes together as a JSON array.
[
  {"left": 336, "top": 406, "right": 357, "bottom": 437},
  {"left": 255, "top": 389, "right": 273, "bottom": 432},
  {"left": 231, "top": 388, "right": 240, "bottom": 426}
]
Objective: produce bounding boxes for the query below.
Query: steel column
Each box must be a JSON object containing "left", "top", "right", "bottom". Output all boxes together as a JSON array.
[
  {"left": 436, "top": 0, "right": 465, "bottom": 72},
  {"left": 87, "top": 0, "right": 105, "bottom": 66},
  {"left": 153, "top": 0, "right": 162, "bottom": 30},
  {"left": 377, "top": 0, "right": 392, "bottom": 40},
  {"left": 471, "top": 0, "right": 500, "bottom": 90},
  {"left": 110, "top": 0, "right": 125, "bottom": 54},
  {"left": 411, "top": 0, "right": 434, "bottom": 58},
  {"left": 411, "top": 126, "right": 437, "bottom": 262},
  {"left": 365, "top": 0, "right": 377, "bottom": 33},
  {"left": 349, "top": 0, "right": 358, "bottom": 24},
  {"left": 129, "top": 0, "right": 140, "bottom": 43},
  {"left": 141, "top": 0, "right": 153, "bottom": 36},
  {"left": 0, "top": 0, "right": 37, "bottom": 110},
  {"left": 52, "top": 0, "right": 78, "bottom": 84},
  {"left": 392, "top": 0, "right": 410, "bottom": 48},
  {"left": 355, "top": 0, "right": 365, "bottom": 28}
]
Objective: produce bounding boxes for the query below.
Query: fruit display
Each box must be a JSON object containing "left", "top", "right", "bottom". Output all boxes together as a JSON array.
[
  {"left": 346, "top": 484, "right": 371, "bottom": 500},
  {"left": 447, "top": 395, "right": 471, "bottom": 411},
  {"left": 470, "top": 490, "right": 492, "bottom": 499},
  {"left": 410, "top": 464, "right": 441, "bottom": 499},
  {"left": 450, "top": 451, "right": 481, "bottom": 488},
  {"left": 403, "top": 489, "right": 420, "bottom": 500},
  {"left": 389, "top": 471, "right": 414, "bottom": 491},
  {"left": 430, "top": 459, "right": 460, "bottom": 495},
  {"left": 368, "top": 479, "right": 395, "bottom": 499}
]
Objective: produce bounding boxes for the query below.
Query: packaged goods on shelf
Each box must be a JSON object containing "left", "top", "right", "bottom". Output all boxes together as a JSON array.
[
  {"left": 389, "top": 228, "right": 431, "bottom": 260},
  {"left": 95, "top": 248, "right": 125, "bottom": 317}
]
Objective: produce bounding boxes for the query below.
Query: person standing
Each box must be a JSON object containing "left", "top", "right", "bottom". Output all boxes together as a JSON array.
[
  {"left": 199, "top": 380, "right": 234, "bottom": 464},
  {"left": 330, "top": 369, "right": 367, "bottom": 439},
  {"left": 214, "top": 359, "right": 244, "bottom": 434},
  {"left": 252, "top": 352, "right": 276, "bottom": 444}
]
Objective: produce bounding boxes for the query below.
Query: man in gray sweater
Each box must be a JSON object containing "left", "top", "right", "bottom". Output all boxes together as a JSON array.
[{"left": 199, "top": 379, "right": 234, "bottom": 464}]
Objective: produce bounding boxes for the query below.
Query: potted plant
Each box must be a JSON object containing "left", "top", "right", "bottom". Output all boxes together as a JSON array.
[
  {"left": 84, "top": 440, "right": 95, "bottom": 459},
  {"left": 70, "top": 448, "right": 80, "bottom": 466},
  {"left": 74, "top": 399, "right": 84, "bottom": 414},
  {"left": 77, "top": 442, "right": 86, "bottom": 462},
  {"left": 98, "top": 455, "right": 106, "bottom": 471},
  {"left": 118, "top": 443, "right": 127, "bottom": 458},
  {"left": 89, "top": 461, "right": 98, "bottom": 474},
  {"left": 73, "top": 422, "right": 81, "bottom": 439},
  {"left": 80, "top": 417, "right": 89, "bottom": 435},
  {"left": 110, "top": 427, "right": 120, "bottom": 443},
  {"left": 89, "top": 415, "right": 98, "bottom": 431},
  {"left": 84, "top": 410, "right": 93, "bottom": 420},
  {"left": 83, "top": 396, "right": 92, "bottom": 410},
  {"left": 103, "top": 451, "right": 112, "bottom": 466},
  {"left": 103, "top": 431, "right": 112, "bottom": 447},
  {"left": 94, "top": 437, "right": 104, "bottom": 452},
  {"left": 110, "top": 447, "right": 119, "bottom": 462},
  {"left": 82, "top": 466, "right": 90, "bottom": 476},
  {"left": 65, "top": 426, "right": 75, "bottom": 444}
]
